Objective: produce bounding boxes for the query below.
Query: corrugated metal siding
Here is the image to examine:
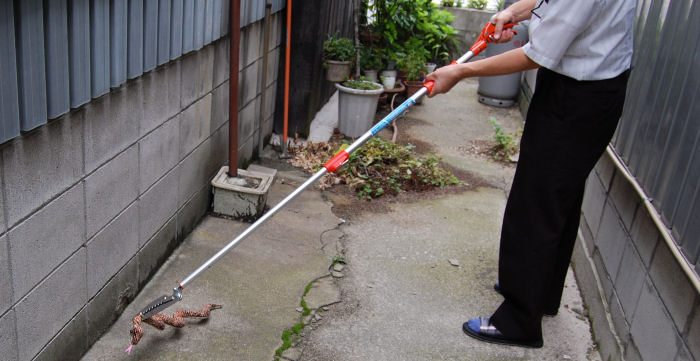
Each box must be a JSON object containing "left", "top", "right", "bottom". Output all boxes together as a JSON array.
[
  {"left": 0, "top": 0, "right": 284, "bottom": 144},
  {"left": 613, "top": 0, "right": 700, "bottom": 265}
]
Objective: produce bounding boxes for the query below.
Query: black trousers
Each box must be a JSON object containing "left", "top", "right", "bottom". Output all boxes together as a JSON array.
[{"left": 490, "top": 68, "right": 629, "bottom": 341}]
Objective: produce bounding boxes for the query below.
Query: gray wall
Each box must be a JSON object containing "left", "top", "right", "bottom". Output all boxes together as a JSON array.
[
  {"left": 0, "top": 10, "right": 284, "bottom": 361},
  {"left": 570, "top": 0, "right": 700, "bottom": 360},
  {"left": 442, "top": 7, "right": 494, "bottom": 58}
]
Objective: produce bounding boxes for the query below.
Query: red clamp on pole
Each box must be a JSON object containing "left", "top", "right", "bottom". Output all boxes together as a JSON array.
[
  {"left": 470, "top": 22, "right": 518, "bottom": 56},
  {"left": 323, "top": 150, "right": 350, "bottom": 173}
]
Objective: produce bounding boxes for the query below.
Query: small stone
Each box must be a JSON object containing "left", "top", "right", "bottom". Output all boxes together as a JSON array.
[
  {"left": 296, "top": 307, "right": 303, "bottom": 313},
  {"left": 449, "top": 259, "right": 460, "bottom": 267},
  {"left": 333, "top": 263, "right": 345, "bottom": 272},
  {"left": 331, "top": 271, "right": 344, "bottom": 278},
  {"left": 562, "top": 355, "right": 572, "bottom": 360},
  {"left": 322, "top": 307, "right": 329, "bottom": 311},
  {"left": 509, "top": 153, "right": 520, "bottom": 163},
  {"left": 281, "top": 347, "right": 302, "bottom": 361}
]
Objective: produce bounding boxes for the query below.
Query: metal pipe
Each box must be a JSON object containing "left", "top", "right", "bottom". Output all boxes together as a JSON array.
[
  {"left": 228, "top": 0, "right": 241, "bottom": 177},
  {"left": 259, "top": 2, "right": 272, "bottom": 156},
  {"left": 180, "top": 168, "right": 328, "bottom": 287},
  {"left": 281, "top": 0, "right": 292, "bottom": 157}
]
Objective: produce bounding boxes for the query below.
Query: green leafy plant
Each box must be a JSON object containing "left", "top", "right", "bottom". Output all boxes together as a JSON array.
[
  {"left": 441, "top": 0, "right": 455, "bottom": 6},
  {"left": 370, "top": 0, "right": 458, "bottom": 65},
  {"left": 467, "top": 0, "right": 488, "bottom": 10},
  {"left": 342, "top": 77, "right": 382, "bottom": 90},
  {"left": 395, "top": 38, "right": 428, "bottom": 81},
  {"left": 323, "top": 33, "right": 355, "bottom": 62},
  {"left": 488, "top": 118, "right": 520, "bottom": 162},
  {"left": 360, "top": 46, "right": 381, "bottom": 71},
  {"left": 338, "top": 138, "right": 460, "bottom": 200}
]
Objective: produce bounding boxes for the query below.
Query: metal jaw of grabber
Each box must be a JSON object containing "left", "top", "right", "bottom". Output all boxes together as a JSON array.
[
  {"left": 133, "top": 20, "right": 517, "bottom": 320},
  {"left": 138, "top": 286, "right": 183, "bottom": 319}
]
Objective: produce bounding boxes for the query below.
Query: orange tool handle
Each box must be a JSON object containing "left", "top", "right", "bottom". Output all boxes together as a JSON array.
[
  {"left": 470, "top": 22, "right": 518, "bottom": 55},
  {"left": 423, "top": 22, "right": 518, "bottom": 95},
  {"left": 323, "top": 150, "right": 350, "bottom": 173}
]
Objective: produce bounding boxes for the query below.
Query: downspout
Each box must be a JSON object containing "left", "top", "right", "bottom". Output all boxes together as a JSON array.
[{"left": 228, "top": 0, "right": 241, "bottom": 177}]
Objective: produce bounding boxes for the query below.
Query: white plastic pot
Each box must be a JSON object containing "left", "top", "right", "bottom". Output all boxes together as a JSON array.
[
  {"left": 335, "top": 82, "right": 384, "bottom": 138},
  {"left": 325, "top": 60, "right": 352, "bottom": 82}
]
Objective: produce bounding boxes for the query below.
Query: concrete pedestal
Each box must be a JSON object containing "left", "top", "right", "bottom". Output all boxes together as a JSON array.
[{"left": 211, "top": 166, "right": 275, "bottom": 218}]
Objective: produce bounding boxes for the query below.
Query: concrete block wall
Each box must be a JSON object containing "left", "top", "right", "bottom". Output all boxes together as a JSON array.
[
  {"left": 573, "top": 154, "right": 700, "bottom": 361},
  {"left": 442, "top": 7, "right": 495, "bottom": 58},
  {"left": 0, "top": 12, "right": 283, "bottom": 361}
]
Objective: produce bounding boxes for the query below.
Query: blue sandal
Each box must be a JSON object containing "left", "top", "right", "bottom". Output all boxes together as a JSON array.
[{"left": 463, "top": 317, "right": 543, "bottom": 348}]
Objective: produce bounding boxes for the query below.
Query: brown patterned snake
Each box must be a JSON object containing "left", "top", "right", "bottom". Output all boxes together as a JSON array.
[{"left": 126, "top": 303, "right": 222, "bottom": 354}]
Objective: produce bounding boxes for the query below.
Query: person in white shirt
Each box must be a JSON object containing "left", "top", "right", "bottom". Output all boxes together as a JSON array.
[{"left": 426, "top": 0, "right": 635, "bottom": 348}]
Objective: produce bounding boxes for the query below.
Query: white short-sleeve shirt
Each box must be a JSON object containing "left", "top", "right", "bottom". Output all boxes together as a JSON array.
[{"left": 522, "top": 0, "right": 635, "bottom": 80}]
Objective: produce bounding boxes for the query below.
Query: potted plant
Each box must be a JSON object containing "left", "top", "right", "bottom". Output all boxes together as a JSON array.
[
  {"left": 396, "top": 39, "right": 429, "bottom": 103},
  {"left": 335, "top": 77, "right": 384, "bottom": 137},
  {"left": 360, "top": 46, "right": 381, "bottom": 82},
  {"left": 323, "top": 34, "right": 355, "bottom": 82}
]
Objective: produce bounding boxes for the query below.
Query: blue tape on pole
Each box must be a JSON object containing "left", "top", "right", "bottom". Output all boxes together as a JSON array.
[{"left": 370, "top": 99, "right": 415, "bottom": 135}]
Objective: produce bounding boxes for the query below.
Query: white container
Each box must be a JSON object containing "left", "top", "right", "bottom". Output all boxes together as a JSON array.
[
  {"left": 335, "top": 82, "right": 384, "bottom": 138},
  {"left": 363, "top": 69, "right": 378, "bottom": 82},
  {"left": 325, "top": 60, "right": 352, "bottom": 82},
  {"left": 380, "top": 75, "right": 396, "bottom": 89}
]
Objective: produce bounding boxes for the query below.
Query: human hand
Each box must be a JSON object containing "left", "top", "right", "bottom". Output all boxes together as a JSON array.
[
  {"left": 424, "top": 64, "right": 464, "bottom": 98},
  {"left": 490, "top": 9, "right": 516, "bottom": 42}
]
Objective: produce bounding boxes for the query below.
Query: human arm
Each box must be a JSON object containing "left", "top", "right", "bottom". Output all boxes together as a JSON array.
[{"left": 424, "top": 48, "right": 539, "bottom": 97}]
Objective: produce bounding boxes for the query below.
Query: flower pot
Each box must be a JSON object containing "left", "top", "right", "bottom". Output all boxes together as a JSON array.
[
  {"left": 380, "top": 75, "right": 396, "bottom": 90},
  {"left": 425, "top": 62, "right": 437, "bottom": 73},
  {"left": 325, "top": 60, "right": 352, "bottom": 82},
  {"left": 405, "top": 80, "right": 425, "bottom": 104},
  {"left": 335, "top": 82, "right": 384, "bottom": 138},
  {"left": 363, "top": 69, "right": 378, "bottom": 82}
]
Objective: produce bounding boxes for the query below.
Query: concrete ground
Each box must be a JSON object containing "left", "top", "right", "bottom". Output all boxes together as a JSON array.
[{"left": 82, "top": 79, "right": 601, "bottom": 361}]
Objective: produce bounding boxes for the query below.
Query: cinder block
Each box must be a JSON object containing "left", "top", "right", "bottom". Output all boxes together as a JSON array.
[
  {"left": 630, "top": 279, "right": 681, "bottom": 361},
  {"left": 140, "top": 62, "right": 181, "bottom": 136},
  {"left": 649, "top": 242, "right": 695, "bottom": 331},
  {"left": 615, "top": 240, "right": 646, "bottom": 317},
  {"left": 179, "top": 93, "right": 212, "bottom": 158},
  {"left": 579, "top": 215, "right": 596, "bottom": 257},
  {"left": 270, "top": 12, "right": 282, "bottom": 48},
  {"left": 2, "top": 109, "right": 84, "bottom": 227},
  {"left": 629, "top": 207, "right": 660, "bottom": 268},
  {"left": 0, "top": 309, "right": 18, "bottom": 361},
  {"left": 624, "top": 340, "right": 643, "bottom": 361},
  {"left": 239, "top": 61, "right": 260, "bottom": 107},
  {"left": 239, "top": 21, "right": 261, "bottom": 69},
  {"left": 0, "top": 235, "right": 11, "bottom": 314},
  {"left": 675, "top": 345, "right": 692, "bottom": 361},
  {"left": 180, "top": 46, "right": 214, "bottom": 108},
  {"left": 86, "top": 203, "right": 139, "bottom": 298},
  {"left": 608, "top": 291, "right": 630, "bottom": 344},
  {"left": 213, "top": 37, "right": 230, "bottom": 87},
  {"left": 85, "top": 145, "right": 139, "bottom": 238},
  {"left": 0, "top": 167, "right": 5, "bottom": 234},
  {"left": 237, "top": 135, "right": 255, "bottom": 167},
  {"left": 263, "top": 81, "right": 277, "bottom": 124},
  {"left": 687, "top": 308, "right": 700, "bottom": 360},
  {"left": 571, "top": 242, "right": 623, "bottom": 361},
  {"left": 139, "top": 167, "right": 179, "bottom": 245},
  {"left": 177, "top": 185, "right": 210, "bottom": 239},
  {"left": 210, "top": 123, "right": 229, "bottom": 175},
  {"left": 596, "top": 201, "right": 628, "bottom": 279},
  {"left": 15, "top": 249, "right": 86, "bottom": 361},
  {"left": 594, "top": 155, "right": 616, "bottom": 192},
  {"left": 609, "top": 172, "right": 640, "bottom": 232},
  {"left": 178, "top": 139, "right": 212, "bottom": 208},
  {"left": 211, "top": 82, "right": 229, "bottom": 133},
  {"left": 582, "top": 172, "right": 608, "bottom": 237},
  {"left": 592, "top": 248, "right": 615, "bottom": 303},
  {"left": 265, "top": 47, "right": 280, "bottom": 89},
  {"left": 139, "top": 117, "right": 180, "bottom": 193},
  {"left": 138, "top": 217, "right": 177, "bottom": 287},
  {"left": 239, "top": 96, "right": 259, "bottom": 141},
  {"left": 84, "top": 84, "right": 142, "bottom": 173},
  {"left": 9, "top": 183, "right": 85, "bottom": 302},
  {"left": 87, "top": 256, "right": 137, "bottom": 345},
  {"left": 34, "top": 308, "right": 88, "bottom": 361}
]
